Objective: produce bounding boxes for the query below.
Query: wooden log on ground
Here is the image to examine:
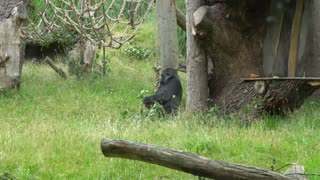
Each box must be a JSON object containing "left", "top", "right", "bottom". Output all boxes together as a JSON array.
[
  {"left": 101, "top": 139, "right": 289, "bottom": 180},
  {"left": 45, "top": 57, "right": 67, "bottom": 79}
]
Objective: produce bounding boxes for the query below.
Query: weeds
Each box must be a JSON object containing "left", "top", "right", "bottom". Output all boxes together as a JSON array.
[{"left": 125, "top": 42, "right": 151, "bottom": 60}]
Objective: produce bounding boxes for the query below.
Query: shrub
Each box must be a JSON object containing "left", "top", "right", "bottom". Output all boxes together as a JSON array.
[{"left": 125, "top": 42, "right": 151, "bottom": 60}]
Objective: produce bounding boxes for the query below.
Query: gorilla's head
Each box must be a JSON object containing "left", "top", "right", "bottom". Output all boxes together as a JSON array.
[{"left": 160, "top": 68, "right": 179, "bottom": 85}]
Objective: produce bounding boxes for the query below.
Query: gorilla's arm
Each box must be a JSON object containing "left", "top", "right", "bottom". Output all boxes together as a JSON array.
[{"left": 143, "top": 87, "right": 172, "bottom": 105}]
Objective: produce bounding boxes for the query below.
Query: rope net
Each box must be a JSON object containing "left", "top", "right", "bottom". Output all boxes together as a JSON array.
[{"left": 22, "top": 0, "right": 155, "bottom": 49}]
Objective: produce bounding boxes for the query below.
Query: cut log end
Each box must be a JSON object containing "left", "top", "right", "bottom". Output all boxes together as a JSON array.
[
  {"left": 11, "top": 4, "right": 27, "bottom": 25},
  {"left": 193, "top": 6, "right": 208, "bottom": 27},
  {"left": 101, "top": 139, "right": 116, "bottom": 157},
  {"left": 254, "top": 81, "right": 266, "bottom": 95}
]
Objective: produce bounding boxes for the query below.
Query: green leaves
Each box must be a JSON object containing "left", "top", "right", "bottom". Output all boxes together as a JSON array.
[{"left": 125, "top": 42, "right": 151, "bottom": 60}]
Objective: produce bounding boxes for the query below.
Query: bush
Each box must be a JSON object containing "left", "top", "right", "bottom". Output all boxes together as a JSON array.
[{"left": 125, "top": 42, "right": 151, "bottom": 60}]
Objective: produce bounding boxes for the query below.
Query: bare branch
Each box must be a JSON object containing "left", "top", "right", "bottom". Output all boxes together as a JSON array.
[{"left": 22, "top": 0, "right": 154, "bottom": 48}]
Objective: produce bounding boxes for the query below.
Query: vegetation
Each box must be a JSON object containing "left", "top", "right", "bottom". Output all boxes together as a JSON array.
[
  {"left": 1, "top": 55, "right": 320, "bottom": 179},
  {"left": 0, "top": 0, "right": 319, "bottom": 179},
  {"left": 125, "top": 42, "right": 151, "bottom": 60}
]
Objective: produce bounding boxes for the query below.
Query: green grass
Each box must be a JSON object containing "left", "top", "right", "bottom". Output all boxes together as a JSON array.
[
  {"left": 2, "top": 4, "right": 320, "bottom": 178},
  {"left": 0, "top": 61, "right": 320, "bottom": 179}
]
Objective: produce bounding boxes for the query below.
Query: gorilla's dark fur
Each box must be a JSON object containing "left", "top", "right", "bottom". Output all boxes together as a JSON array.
[{"left": 143, "top": 68, "right": 182, "bottom": 114}]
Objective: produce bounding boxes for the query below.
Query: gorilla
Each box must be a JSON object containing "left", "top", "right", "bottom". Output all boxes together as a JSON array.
[{"left": 143, "top": 68, "right": 182, "bottom": 114}]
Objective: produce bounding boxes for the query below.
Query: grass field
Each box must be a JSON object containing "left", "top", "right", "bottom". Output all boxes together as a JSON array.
[
  {"left": 1, "top": 12, "right": 320, "bottom": 179},
  {"left": 0, "top": 58, "right": 320, "bottom": 179}
]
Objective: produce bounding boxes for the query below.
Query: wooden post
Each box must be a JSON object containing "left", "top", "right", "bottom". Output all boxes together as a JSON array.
[
  {"left": 101, "top": 139, "right": 290, "bottom": 180},
  {"left": 0, "top": 1, "right": 27, "bottom": 91},
  {"left": 156, "top": 0, "right": 179, "bottom": 70}
]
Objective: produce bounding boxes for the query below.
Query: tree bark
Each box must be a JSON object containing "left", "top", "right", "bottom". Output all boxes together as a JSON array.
[
  {"left": 186, "top": 0, "right": 208, "bottom": 113},
  {"left": 188, "top": 0, "right": 320, "bottom": 119},
  {"left": 0, "top": 1, "right": 27, "bottom": 91},
  {"left": 299, "top": 0, "right": 320, "bottom": 77},
  {"left": 156, "top": 0, "right": 179, "bottom": 70},
  {"left": 101, "top": 139, "right": 290, "bottom": 180},
  {"left": 83, "top": 40, "right": 96, "bottom": 71}
]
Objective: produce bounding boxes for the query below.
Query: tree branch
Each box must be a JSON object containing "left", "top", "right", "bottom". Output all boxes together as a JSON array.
[
  {"left": 11, "top": 3, "right": 27, "bottom": 26},
  {"left": 45, "top": 57, "right": 67, "bottom": 79},
  {"left": 176, "top": 8, "right": 186, "bottom": 31}
]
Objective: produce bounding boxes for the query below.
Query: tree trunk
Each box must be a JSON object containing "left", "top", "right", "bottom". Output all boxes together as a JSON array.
[
  {"left": 0, "top": 0, "right": 27, "bottom": 91},
  {"left": 300, "top": 0, "right": 320, "bottom": 77},
  {"left": 186, "top": 0, "right": 208, "bottom": 112},
  {"left": 156, "top": 0, "right": 179, "bottom": 70},
  {"left": 188, "top": 0, "right": 320, "bottom": 119}
]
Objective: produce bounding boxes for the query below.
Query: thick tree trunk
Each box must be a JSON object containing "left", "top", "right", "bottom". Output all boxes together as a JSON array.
[
  {"left": 300, "top": 0, "right": 320, "bottom": 77},
  {"left": 189, "top": 0, "right": 320, "bottom": 119},
  {"left": 0, "top": 1, "right": 27, "bottom": 91},
  {"left": 186, "top": 0, "right": 208, "bottom": 112}
]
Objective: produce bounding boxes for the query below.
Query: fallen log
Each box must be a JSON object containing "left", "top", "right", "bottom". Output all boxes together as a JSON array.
[
  {"left": 45, "top": 57, "right": 67, "bottom": 79},
  {"left": 101, "top": 139, "right": 290, "bottom": 180}
]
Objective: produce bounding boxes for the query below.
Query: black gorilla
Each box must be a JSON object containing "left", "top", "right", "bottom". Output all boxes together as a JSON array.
[{"left": 143, "top": 68, "right": 182, "bottom": 114}]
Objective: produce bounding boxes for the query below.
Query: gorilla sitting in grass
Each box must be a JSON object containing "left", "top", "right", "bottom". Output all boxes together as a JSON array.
[{"left": 143, "top": 68, "right": 182, "bottom": 115}]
